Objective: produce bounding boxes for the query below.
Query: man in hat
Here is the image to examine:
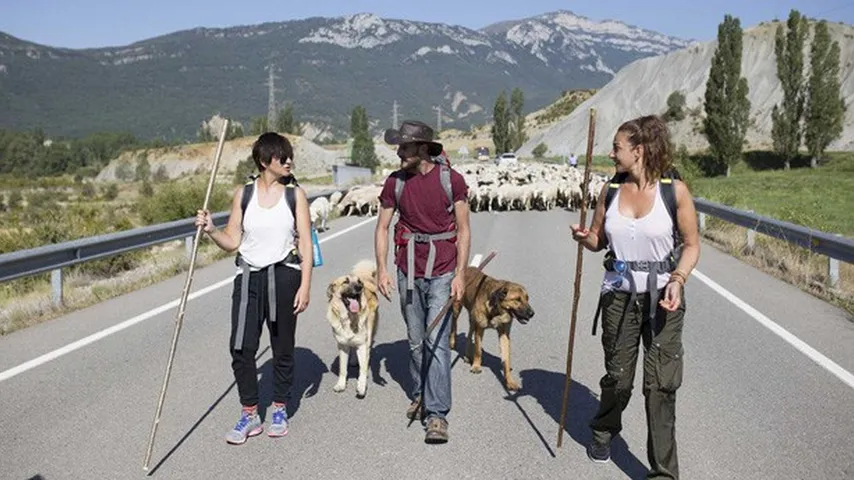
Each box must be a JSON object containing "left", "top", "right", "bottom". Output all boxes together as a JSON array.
[{"left": 374, "top": 120, "right": 470, "bottom": 444}]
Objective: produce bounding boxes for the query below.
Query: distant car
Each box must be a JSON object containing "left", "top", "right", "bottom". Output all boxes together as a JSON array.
[{"left": 495, "top": 152, "right": 518, "bottom": 166}]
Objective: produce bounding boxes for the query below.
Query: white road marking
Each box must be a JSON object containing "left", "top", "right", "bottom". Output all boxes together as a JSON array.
[
  {"left": 470, "top": 254, "right": 482, "bottom": 267},
  {"left": 0, "top": 217, "right": 378, "bottom": 383},
  {"left": 693, "top": 269, "right": 854, "bottom": 390}
]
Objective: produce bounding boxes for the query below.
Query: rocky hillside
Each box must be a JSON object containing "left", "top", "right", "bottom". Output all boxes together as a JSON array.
[
  {"left": 95, "top": 134, "right": 342, "bottom": 182},
  {"left": 0, "top": 11, "right": 689, "bottom": 140},
  {"left": 517, "top": 20, "right": 854, "bottom": 156}
]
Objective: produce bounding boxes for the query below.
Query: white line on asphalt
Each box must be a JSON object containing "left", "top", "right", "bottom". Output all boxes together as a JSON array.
[
  {"left": 470, "top": 254, "right": 482, "bottom": 266},
  {"left": 0, "top": 217, "right": 378, "bottom": 384},
  {"left": 693, "top": 269, "right": 854, "bottom": 390}
]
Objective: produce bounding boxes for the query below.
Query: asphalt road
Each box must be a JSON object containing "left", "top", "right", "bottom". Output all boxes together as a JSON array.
[{"left": 1, "top": 210, "right": 852, "bottom": 480}]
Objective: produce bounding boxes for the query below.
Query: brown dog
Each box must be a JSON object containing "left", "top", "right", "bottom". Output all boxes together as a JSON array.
[{"left": 450, "top": 266, "right": 534, "bottom": 391}]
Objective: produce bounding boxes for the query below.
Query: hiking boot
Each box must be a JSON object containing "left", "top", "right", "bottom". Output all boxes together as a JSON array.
[
  {"left": 406, "top": 396, "right": 424, "bottom": 420},
  {"left": 424, "top": 416, "right": 449, "bottom": 444},
  {"left": 225, "top": 410, "right": 263, "bottom": 445},
  {"left": 267, "top": 404, "right": 289, "bottom": 438},
  {"left": 587, "top": 438, "right": 611, "bottom": 463}
]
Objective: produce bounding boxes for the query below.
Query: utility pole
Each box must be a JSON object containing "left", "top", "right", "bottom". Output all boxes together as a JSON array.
[
  {"left": 266, "top": 64, "right": 278, "bottom": 129},
  {"left": 433, "top": 105, "right": 442, "bottom": 132},
  {"left": 393, "top": 100, "right": 399, "bottom": 130}
]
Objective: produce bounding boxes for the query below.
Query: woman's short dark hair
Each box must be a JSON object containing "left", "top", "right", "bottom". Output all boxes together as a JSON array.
[
  {"left": 617, "top": 115, "right": 673, "bottom": 184},
  {"left": 251, "top": 132, "right": 294, "bottom": 171}
]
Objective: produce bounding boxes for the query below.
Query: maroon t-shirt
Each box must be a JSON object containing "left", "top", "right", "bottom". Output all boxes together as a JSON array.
[{"left": 379, "top": 165, "right": 468, "bottom": 278}]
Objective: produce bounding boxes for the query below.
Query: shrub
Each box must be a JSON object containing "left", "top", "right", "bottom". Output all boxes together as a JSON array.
[
  {"left": 138, "top": 180, "right": 231, "bottom": 224},
  {"left": 532, "top": 143, "right": 548, "bottom": 158}
]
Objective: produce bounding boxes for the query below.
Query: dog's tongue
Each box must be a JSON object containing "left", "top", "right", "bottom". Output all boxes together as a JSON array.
[{"left": 347, "top": 298, "right": 360, "bottom": 313}]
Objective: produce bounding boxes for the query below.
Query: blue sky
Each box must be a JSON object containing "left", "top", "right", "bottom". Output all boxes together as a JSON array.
[{"left": 1, "top": 0, "right": 852, "bottom": 49}]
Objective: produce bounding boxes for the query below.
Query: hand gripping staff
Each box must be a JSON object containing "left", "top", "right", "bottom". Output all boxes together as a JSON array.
[
  {"left": 143, "top": 120, "right": 229, "bottom": 471},
  {"left": 557, "top": 108, "right": 597, "bottom": 448},
  {"left": 408, "top": 250, "right": 497, "bottom": 427}
]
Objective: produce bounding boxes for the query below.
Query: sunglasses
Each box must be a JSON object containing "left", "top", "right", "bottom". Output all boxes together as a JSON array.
[{"left": 277, "top": 157, "right": 294, "bottom": 165}]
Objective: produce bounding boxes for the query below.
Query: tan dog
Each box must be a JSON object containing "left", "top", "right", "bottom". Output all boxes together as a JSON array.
[
  {"left": 451, "top": 266, "right": 535, "bottom": 391},
  {"left": 326, "top": 260, "right": 379, "bottom": 398}
]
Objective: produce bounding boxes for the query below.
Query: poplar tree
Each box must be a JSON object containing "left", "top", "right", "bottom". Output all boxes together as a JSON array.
[
  {"left": 703, "top": 15, "right": 751, "bottom": 177},
  {"left": 771, "top": 10, "right": 808, "bottom": 169},
  {"left": 805, "top": 20, "right": 846, "bottom": 167}
]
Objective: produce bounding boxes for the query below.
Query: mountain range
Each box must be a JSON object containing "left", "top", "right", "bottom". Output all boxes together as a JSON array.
[{"left": 0, "top": 10, "right": 691, "bottom": 140}]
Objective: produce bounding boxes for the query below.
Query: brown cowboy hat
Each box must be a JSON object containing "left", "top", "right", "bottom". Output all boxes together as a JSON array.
[{"left": 384, "top": 120, "right": 443, "bottom": 156}]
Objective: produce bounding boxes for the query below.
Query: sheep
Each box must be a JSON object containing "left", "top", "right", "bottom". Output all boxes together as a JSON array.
[{"left": 309, "top": 196, "right": 332, "bottom": 231}]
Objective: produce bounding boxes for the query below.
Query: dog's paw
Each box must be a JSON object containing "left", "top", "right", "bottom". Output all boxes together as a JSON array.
[
  {"left": 470, "top": 365, "right": 482, "bottom": 374},
  {"left": 333, "top": 381, "right": 346, "bottom": 392},
  {"left": 356, "top": 377, "right": 367, "bottom": 398},
  {"left": 506, "top": 379, "right": 522, "bottom": 391}
]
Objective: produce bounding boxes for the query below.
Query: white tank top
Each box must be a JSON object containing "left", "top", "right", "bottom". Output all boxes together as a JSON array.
[
  {"left": 237, "top": 180, "right": 296, "bottom": 272},
  {"left": 602, "top": 182, "right": 674, "bottom": 293}
]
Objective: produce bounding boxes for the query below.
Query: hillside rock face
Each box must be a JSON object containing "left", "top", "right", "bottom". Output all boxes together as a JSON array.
[
  {"left": 95, "top": 134, "right": 341, "bottom": 182},
  {"left": 518, "top": 21, "right": 854, "bottom": 157}
]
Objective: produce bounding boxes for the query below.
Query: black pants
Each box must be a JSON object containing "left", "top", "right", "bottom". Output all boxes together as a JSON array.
[
  {"left": 229, "top": 264, "right": 301, "bottom": 407},
  {"left": 590, "top": 288, "right": 685, "bottom": 480}
]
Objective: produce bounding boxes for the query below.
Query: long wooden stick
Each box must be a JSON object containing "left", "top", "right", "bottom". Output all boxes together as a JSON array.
[
  {"left": 557, "top": 108, "right": 597, "bottom": 448},
  {"left": 143, "top": 119, "right": 229, "bottom": 471}
]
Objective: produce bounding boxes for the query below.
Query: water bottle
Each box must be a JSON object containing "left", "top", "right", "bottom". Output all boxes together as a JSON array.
[{"left": 311, "top": 227, "right": 323, "bottom": 267}]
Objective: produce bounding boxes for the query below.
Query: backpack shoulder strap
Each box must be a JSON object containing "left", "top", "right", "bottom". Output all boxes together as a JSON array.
[
  {"left": 240, "top": 176, "right": 258, "bottom": 227},
  {"left": 285, "top": 184, "right": 297, "bottom": 220},
  {"left": 659, "top": 177, "right": 678, "bottom": 232},
  {"left": 603, "top": 171, "right": 628, "bottom": 214},
  {"left": 392, "top": 170, "right": 406, "bottom": 211},
  {"left": 440, "top": 165, "right": 453, "bottom": 213}
]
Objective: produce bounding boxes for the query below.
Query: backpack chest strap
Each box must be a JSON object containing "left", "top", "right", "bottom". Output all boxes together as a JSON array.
[{"left": 401, "top": 229, "right": 457, "bottom": 293}]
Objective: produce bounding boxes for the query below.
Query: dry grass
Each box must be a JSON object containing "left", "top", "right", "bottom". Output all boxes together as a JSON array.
[
  {"left": 0, "top": 240, "right": 233, "bottom": 335},
  {"left": 699, "top": 218, "right": 854, "bottom": 315}
]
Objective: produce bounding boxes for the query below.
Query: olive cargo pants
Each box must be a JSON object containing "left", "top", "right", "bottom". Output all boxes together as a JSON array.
[{"left": 590, "top": 288, "right": 685, "bottom": 480}]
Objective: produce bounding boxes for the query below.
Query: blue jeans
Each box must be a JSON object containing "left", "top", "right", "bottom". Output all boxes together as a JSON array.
[{"left": 397, "top": 268, "right": 453, "bottom": 421}]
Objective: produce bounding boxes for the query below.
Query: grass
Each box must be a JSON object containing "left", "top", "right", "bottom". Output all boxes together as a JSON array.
[
  {"left": 684, "top": 151, "right": 854, "bottom": 314},
  {"left": 689, "top": 152, "right": 854, "bottom": 236},
  {"left": 0, "top": 240, "right": 233, "bottom": 335}
]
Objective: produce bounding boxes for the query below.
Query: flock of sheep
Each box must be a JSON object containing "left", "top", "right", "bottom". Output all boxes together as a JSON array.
[{"left": 308, "top": 162, "right": 610, "bottom": 230}]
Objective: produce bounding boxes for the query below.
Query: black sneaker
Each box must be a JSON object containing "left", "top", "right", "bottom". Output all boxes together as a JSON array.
[{"left": 588, "top": 438, "right": 611, "bottom": 463}]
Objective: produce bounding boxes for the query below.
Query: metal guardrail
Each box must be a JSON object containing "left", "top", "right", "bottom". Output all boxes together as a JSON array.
[
  {"left": 693, "top": 198, "right": 853, "bottom": 287},
  {"left": 0, "top": 192, "right": 851, "bottom": 304},
  {"left": 0, "top": 188, "right": 342, "bottom": 304}
]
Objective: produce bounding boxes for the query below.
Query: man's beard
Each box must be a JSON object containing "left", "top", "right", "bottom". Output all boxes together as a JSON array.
[{"left": 400, "top": 157, "right": 421, "bottom": 172}]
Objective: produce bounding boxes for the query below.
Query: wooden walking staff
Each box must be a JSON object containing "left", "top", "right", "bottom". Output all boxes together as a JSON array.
[
  {"left": 556, "top": 108, "right": 597, "bottom": 448},
  {"left": 143, "top": 119, "right": 229, "bottom": 471}
]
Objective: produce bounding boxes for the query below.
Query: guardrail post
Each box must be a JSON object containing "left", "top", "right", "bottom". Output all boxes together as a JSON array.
[
  {"left": 185, "top": 236, "right": 193, "bottom": 261},
  {"left": 51, "top": 268, "right": 63, "bottom": 306},
  {"left": 698, "top": 212, "right": 706, "bottom": 233},
  {"left": 745, "top": 210, "right": 755, "bottom": 252},
  {"left": 828, "top": 234, "right": 841, "bottom": 289}
]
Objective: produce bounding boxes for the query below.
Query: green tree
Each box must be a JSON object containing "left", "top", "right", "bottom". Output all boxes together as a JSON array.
[
  {"left": 152, "top": 165, "right": 169, "bottom": 183},
  {"left": 134, "top": 155, "right": 151, "bottom": 181},
  {"left": 509, "top": 88, "right": 527, "bottom": 151},
  {"left": 139, "top": 180, "right": 154, "bottom": 197},
  {"left": 703, "top": 14, "right": 751, "bottom": 177},
  {"left": 251, "top": 117, "right": 269, "bottom": 135},
  {"left": 771, "top": 10, "right": 808, "bottom": 170},
  {"left": 115, "top": 160, "right": 133, "bottom": 182},
  {"left": 349, "top": 106, "right": 378, "bottom": 173},
  {"left": 664, "top": 91, "right": 687, "bottom": 122},
  {"left": 532, "top": 143, "right": 548, "bottom": 158},
  {"left": 276, "top": 104, "right": 302, "bottom": 135},
  {"left": 491, "top": 91, "right": 509, "bottom": 154},
  {"left": 805, "top": 20, "right": 846, "bottom": 168}
]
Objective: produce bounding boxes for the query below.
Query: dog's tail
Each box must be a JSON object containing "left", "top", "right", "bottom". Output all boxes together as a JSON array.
[{"left": 351, "top": 259, "right": 377, "bottom": 281}]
